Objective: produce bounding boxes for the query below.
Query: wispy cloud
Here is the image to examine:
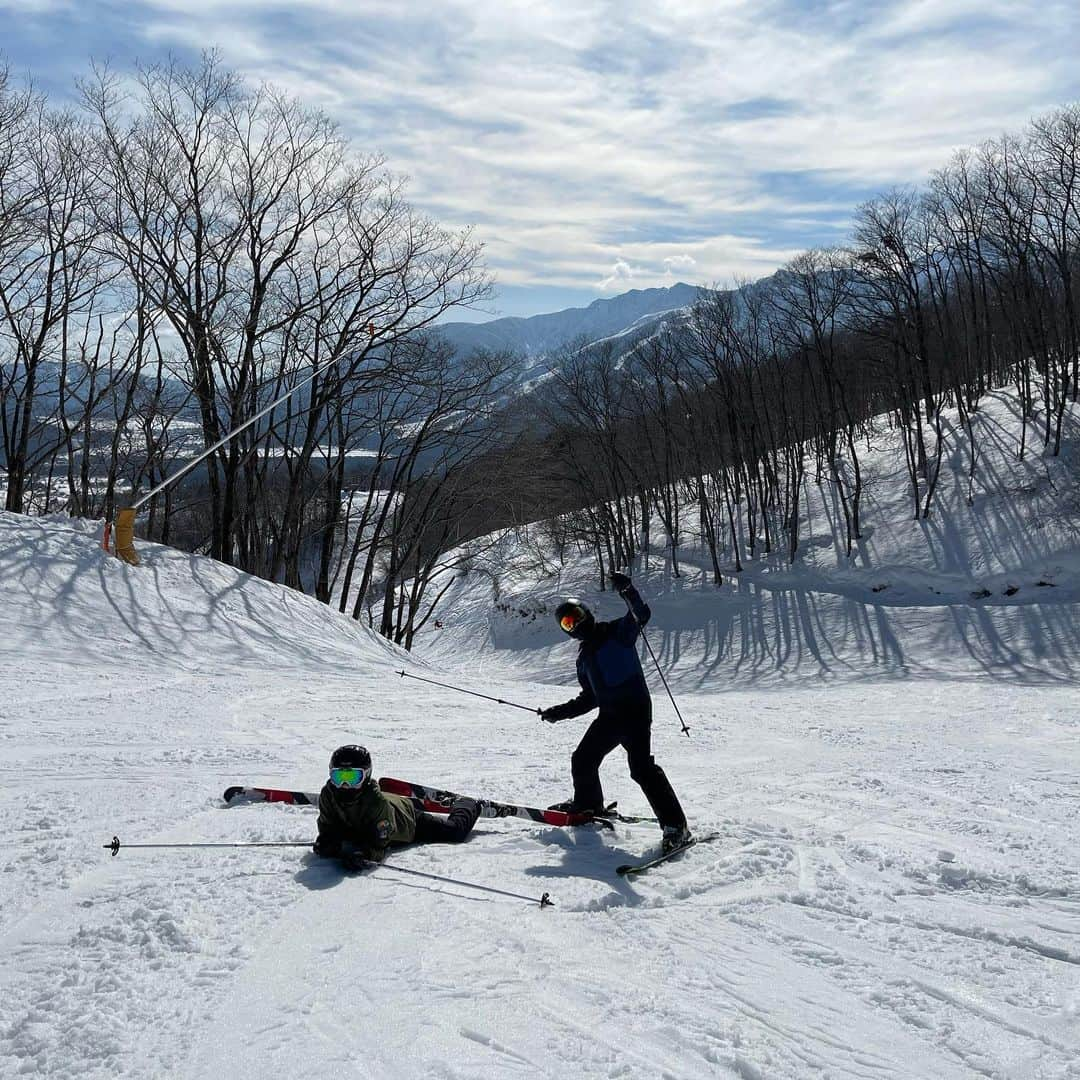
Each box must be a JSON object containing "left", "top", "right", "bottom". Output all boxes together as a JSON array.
[
  {"left": 664, "top": 254, "right": 697, "bottom": 276},
  {"left": 3, "top": 0, "right": 1078, "bottom": 315},
  {"left": 598, "top": 259, "right": 637, "bottom": 292}
]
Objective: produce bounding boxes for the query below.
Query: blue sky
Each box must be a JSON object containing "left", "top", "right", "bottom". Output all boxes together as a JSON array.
[{"left": 3, "top": 0, "right": 1078, "bottom": 320}]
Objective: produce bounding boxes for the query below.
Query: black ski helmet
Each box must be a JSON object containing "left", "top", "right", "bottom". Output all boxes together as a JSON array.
[
  {"left": 555, "top": 598, "right": 594, "bottom": 639},
  {"left": 329, "top": 744, "right": 372, "bottom": 772}
]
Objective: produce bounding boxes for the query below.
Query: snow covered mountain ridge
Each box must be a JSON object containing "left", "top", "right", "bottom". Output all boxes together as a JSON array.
[{"left": 434, "top": 281, "right": 703, "bottom": 361}]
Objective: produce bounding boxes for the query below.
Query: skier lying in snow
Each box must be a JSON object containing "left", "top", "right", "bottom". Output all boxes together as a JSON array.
[
  {"left": 313, "top": 745, "right": 481, "bottom": 868},
  {"left": 542, "top": 572, "right": 692, "bottom": 854}
]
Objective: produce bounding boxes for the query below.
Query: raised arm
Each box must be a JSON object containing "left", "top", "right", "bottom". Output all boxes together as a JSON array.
[{"left": 610, "top": 573, "right": 650, "bottom": 645}]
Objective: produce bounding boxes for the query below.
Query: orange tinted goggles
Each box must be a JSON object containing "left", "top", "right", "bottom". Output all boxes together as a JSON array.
[{"left": 560, "top": 611, "right": 583, "bottom": 633}]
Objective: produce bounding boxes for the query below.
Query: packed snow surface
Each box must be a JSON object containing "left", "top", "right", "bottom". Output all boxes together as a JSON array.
[{"left": 2, "top": 390, "right": 1079, "bottom": 1078}]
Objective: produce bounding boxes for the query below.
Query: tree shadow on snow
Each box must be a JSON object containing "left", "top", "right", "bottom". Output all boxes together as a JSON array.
[{"left": 0, "top": 514, "right": 398, "bottom": 679}]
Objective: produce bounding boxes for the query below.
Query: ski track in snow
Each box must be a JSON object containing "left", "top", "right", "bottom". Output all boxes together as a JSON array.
[
  {"left": 3, "top": 391, "right": 1080, "bottom": 1079},
  {"left": 2, "top": 632, "right": 1077, "bottom": 1079}
]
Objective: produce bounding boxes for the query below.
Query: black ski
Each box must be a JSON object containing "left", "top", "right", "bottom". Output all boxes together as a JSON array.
[{"left": 616, "top": 833, "right": 720, "bottom": 876}]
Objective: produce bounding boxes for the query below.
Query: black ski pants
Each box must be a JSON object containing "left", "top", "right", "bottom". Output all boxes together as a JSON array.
[
  {"left": 571, "top": 703, "right": 686, "bottom": 829},
  {"left": 412, "top": 799, "right": 480, "bottom": 844}
]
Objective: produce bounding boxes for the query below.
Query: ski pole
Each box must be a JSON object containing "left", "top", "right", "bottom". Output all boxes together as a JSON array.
[
  {"left": 105, "top": 836, "right": 311, "bottom": 856},
  {"left": 639, "top": 630, "right": 690, "bottom": 737},
  {"left": 397, "top": 670, "right": 541, "bottom": 716},
  {"left": 363, "top": 861, "right": 553, "bottom": 908},
  {"left": 104, "top": 837, "right": 552, "bottom": 907},
  {"left": 618, "top": 589, "right": 691, "bottom": 738}
]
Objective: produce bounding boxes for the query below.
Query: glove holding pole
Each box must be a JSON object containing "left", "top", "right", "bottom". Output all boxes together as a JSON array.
[{"left": 611, "top": 571, "right": 691, "bottom": 738}]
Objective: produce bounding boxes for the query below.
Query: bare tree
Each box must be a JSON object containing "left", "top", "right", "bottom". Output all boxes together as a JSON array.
[
  {"left": 0, "top": 98, "right": 110, "bottom": 512},
  {"left": 81, "top": 54, "right": 490, "bottom": 570}
]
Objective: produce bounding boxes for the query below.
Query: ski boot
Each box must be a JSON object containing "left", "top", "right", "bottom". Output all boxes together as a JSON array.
[
  {"left": 661, "top": 824, "right": 693, "bottom": 854},
  {"left": 548, "top": 799, "right": 606, "bottom": 816}
]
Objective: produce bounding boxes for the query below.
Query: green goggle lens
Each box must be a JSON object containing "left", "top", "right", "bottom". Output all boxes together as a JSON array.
[{"left": 329, "top": 766, "right": 368, "bottom": 788}]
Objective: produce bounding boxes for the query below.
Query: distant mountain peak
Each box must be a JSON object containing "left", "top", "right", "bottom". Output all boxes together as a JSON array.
[{"left": 435, "top": 281, "right": 703, "bottom": 361}]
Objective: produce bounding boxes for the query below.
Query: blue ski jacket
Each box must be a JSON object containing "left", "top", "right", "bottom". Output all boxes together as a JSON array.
[{"left": 547, "top": 586, "right": 652, "bottom": 720}]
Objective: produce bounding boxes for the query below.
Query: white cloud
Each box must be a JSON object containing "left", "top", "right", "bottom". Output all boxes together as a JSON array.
[
  {"left": 9, "top": 0, "right": 1080, "bottom": 310},
  {"left": 663, "top": 255, "right": 697, "bottom": 276},
  {"left": 598, "top": 260, "right": 637, "bottom": 292}
]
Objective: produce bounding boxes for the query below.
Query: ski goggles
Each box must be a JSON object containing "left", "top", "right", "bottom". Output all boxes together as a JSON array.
[
  {"left": 329, "top": 766, "right": 370, "bottom": 789},
  {"left": 559, "top": 608, "right": 586, "bottom": 634}
]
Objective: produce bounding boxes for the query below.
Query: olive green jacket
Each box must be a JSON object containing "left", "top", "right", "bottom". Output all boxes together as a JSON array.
[{"left": 316, "top": 780, "right": 417, "bottom": 861}]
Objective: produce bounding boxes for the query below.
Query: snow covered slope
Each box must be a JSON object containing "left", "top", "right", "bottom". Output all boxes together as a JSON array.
[
  {"left": 421, "top": 390, "right": 1080, "bottom": 689},
  {"left": 1, "top": 383, "right": 1079, "bottom": 1078}
]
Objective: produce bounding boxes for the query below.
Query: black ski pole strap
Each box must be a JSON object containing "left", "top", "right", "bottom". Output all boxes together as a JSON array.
[{"left": 397, "top": 670, "right": 542, "bottom": 716}]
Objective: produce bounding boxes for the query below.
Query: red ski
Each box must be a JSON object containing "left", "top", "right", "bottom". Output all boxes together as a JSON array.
[
  {"left": 223, "top": 785, "right": 319, "bottom": 806},
  {"left": 378, "top": 777, "right": 605, "bottom": 828},
  {"left": 223, "top": 779, "right": 634, "bottom": 830}
]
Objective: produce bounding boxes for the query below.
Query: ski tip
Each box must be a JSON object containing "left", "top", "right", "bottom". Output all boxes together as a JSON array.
[{"left": 615, "top": 864, "right": 633, "bottom": 876}]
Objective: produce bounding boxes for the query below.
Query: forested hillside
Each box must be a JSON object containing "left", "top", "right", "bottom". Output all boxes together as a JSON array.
[
  {"left": 421, "top": 385, "right": 1080, "bottom": 686},
  {"left": 2, "top": 55, "right": 1078, "bottom": 650}
]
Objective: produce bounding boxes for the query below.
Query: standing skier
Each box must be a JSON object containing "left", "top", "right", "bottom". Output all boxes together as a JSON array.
[
  {"left": 542, "top": 573, "right": 691, "bottom": 853},
  {"left": 313, "top": 745, "right": 482, "bottom": 867}
]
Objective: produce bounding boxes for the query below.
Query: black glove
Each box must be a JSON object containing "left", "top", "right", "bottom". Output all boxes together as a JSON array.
[
  {"left": 339, "top": 839, "right": 377, "bottom": 871},
  {"left": 610, "top": 571, "right": 632, "bottom": 594},
  {"left": 341, "top": 850, "right": 370, "bottom": 872},
  {"left": 312, "top": 835, "right": 341, "bottom": 858},
  {"left": 541, "top": 708, "right": 561, "bottom": 724}
]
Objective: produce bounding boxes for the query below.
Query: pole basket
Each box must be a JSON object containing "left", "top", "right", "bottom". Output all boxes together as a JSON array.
[{"left": 113, "top": 508, "right": 140, "bottom": 566}]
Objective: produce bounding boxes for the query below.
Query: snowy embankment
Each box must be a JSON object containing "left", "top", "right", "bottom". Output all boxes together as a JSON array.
[
  {"left": 421, "top": 390, "right": 1080, "bottom": 688},
  {"left": 0, "top": 386, "right": 1078, "bottom": 1078}
]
